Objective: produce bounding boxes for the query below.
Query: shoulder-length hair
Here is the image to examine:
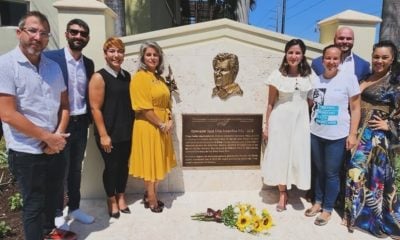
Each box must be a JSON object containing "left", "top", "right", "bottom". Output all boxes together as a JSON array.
[
  {"left": 138, "top": 41, "right": 165, "bottom": 75},
  {"left": 279, "top": 39, "right": 312, "bottom": 77}
]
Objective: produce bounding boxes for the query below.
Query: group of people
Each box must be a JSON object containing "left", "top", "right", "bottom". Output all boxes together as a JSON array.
[
  {"left": 0, "top": 11, "right": 175, "bottom": 240},
  {"left": 262, "top": 26, "right": 400, "bottom": 239}
]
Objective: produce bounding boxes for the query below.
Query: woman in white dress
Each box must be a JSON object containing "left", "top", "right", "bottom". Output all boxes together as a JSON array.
[{"left": 261, "top": 39, "right": 313, "bottom": 212}]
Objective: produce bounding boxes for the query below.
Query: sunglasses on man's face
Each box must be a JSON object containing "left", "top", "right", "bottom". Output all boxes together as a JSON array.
[{"left": 68, "top": 29, "right": 89, "bottom": 38}]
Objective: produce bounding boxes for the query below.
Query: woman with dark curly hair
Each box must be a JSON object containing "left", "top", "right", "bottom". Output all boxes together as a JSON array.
[{"left": 344, "top": 40, "right": 400, "bottom": 239}]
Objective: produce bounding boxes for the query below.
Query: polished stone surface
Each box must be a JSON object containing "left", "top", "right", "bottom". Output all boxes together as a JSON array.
[{"left": 68, "top": 188, "right": 387, "bottom": 240}]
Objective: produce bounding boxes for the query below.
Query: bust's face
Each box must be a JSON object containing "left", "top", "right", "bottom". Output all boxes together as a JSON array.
[{"left": 214, "top": 59, "right": 234, "bottom": 87}]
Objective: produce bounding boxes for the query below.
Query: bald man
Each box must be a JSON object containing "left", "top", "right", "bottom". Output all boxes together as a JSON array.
[{"left": 311, "top": 26, "right": 370, "bottom": 81}]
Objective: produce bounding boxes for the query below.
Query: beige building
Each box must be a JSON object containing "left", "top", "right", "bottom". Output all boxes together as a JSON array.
[{"left": 0, "top": 0, "right": 181, "bottom": 54}]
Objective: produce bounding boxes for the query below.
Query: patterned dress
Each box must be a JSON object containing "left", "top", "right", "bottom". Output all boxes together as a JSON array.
[{"left": 345, "top": 73, "right": 400, "bottom": 238}]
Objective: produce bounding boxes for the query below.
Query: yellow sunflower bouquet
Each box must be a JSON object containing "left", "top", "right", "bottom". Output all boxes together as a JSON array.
[{"left": 191, "top": 203, "right": 273, "bottom": 235}]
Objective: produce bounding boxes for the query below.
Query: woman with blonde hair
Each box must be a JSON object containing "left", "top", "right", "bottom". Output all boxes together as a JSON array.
[{"left": 129, "top": 41, "right": 176, "bottom": 213}]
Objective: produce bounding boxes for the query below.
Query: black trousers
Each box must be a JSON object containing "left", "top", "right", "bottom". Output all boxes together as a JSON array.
[
  {"left": 8, "top": 150, "right": 62, "bottom": 240},
  {"left": 97, "top": 140, "right": 131, "bottom": 197}
]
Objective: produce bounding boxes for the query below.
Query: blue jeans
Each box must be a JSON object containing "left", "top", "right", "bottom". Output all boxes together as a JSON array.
[
  {"left": 311, "top": 134, "right": 346, "bottom": 212},
  {"left": 56, "top": 115, "right": 88, "bottom": 215},
  {"left": 8, "top": 150, "right": 62, "bottom": 240}
]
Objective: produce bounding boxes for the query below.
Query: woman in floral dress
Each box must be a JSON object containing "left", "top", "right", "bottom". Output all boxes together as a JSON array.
[{"left": 345, "top": 40, "right": 400, "bottom": 239}]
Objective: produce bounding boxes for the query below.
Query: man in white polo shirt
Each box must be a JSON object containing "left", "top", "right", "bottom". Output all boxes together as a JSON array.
[{"left": 0, "top": 11, "right": 75, "bottom": 240}]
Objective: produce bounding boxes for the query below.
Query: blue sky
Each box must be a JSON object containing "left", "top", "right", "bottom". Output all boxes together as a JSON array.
[{"left": 249, "top": 0, "right": 383, "bottom": 42}]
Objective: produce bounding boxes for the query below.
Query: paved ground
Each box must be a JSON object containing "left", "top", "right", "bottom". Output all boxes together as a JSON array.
[{"left": 68, "top": 189, "right": 388, "bottom": 240}]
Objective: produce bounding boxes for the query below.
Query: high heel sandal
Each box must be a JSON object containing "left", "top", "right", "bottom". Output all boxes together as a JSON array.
[
  {"left": 143, "top": 192, "right": 164, "bottom": 209},
  {"left": 276, "top": 190, "right": 288, "bottom": 212},
  {"left": 149, "top": 204, "right": 163, "bottom": 213},
  {"left": 146, "top": 198, "right": 163, "bottom": 213}
]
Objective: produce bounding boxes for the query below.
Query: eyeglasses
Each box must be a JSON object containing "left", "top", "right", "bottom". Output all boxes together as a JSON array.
[
  {"left": 21, "top": 27, "right": 51, "bottom": 38},
  {"left": 67, "top": 29, "right": 89, "bottom": 38}
]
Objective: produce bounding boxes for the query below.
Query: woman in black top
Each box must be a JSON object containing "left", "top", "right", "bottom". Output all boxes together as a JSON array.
[{"left": 89, "top": 37, "right": 134, "bottom": 219}]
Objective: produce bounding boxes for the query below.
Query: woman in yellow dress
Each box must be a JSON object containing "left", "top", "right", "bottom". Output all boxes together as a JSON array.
[{"left": 129, "top": 41, "right": 176, "bottom": 213}]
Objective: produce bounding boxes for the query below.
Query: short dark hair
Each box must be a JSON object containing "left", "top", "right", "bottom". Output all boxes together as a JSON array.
[
  {"left": 18, "top": 11, "right": 50, "bottom": 32},
  {"left": 66, "top": 18, "right": 90, "bottom": 35},
  {"left": 279, "top": 39, "right": 312, "bottom": 77}
]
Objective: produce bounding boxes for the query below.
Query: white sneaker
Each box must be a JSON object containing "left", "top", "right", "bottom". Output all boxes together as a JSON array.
[
  {"left": 69, "top": 209, "right": 94, "bottom": 224},
  {"left": 55, "top": 216, "right": 66, "bottom": 228},
  {"left": 58, "top": 221, "right": 70, "bottom": 231}
]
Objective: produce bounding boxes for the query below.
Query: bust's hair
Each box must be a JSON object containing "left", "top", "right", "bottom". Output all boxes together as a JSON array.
[
  {"left": 212, "top": 53, "right": 239, "bottom": 79},
  {"left": 138, "top": 41, "right": 165, "bottom": 75}
]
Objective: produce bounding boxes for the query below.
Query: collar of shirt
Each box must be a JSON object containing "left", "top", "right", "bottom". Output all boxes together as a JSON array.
[
  {"left": 104, "top": 64, "right": 125, "bottom": 78},
  {"left": 64, "top": 47, "right": 83, "bottom": 64},
  {"left": 14, "top": 46, "right": 50, "bottom": 71},
  {"left": 343, "top": 52, "right": 354, "bottom": 63}
]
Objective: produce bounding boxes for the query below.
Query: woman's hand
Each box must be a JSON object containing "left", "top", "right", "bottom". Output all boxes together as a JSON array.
[
  {"left": 101, "top": 135, "right": 113, "bottom": 153},
  {"left": 368, "top": 115, "right": 389, "bottom": 131},
  {"left": 165, "top": 120, "right": 174, "bottom": 134},
  {"left": 346, "top": 134, "right": 357, "bottom": 150},
  {"left": 262, "top": 128, "right": 268, "bottom": 142}
]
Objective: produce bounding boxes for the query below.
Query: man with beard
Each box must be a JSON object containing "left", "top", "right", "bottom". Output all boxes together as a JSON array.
[
  {"left": 44, "top": 19, "right": 95, "bottom": 230},
  {"left": 312, "top": 26, "right": 370, "bottom": 81},
  {"left": 0, "top": 11, "right": 76, "bottom": 239}
]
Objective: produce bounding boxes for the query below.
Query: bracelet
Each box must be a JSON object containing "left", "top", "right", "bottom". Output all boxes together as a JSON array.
[{"left": 159, "top": 122, "right": 167, "bottom": 130}]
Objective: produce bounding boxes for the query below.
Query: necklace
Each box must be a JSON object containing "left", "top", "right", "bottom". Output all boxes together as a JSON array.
[{"left": 286, "top": 72, "right": 300, "bottom": 91}]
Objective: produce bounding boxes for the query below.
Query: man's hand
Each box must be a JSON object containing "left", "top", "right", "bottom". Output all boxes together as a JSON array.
[{"left": 42, "top": 132, "right": 70, "bottom": 154}]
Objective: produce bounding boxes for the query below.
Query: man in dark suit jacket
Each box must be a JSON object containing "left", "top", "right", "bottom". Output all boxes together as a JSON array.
[
  {"left": 44, "top": 19, "right": 95, "bottom": 231},
  {"left": 311, "top": 26, "right": 370, "bottom": 81}
]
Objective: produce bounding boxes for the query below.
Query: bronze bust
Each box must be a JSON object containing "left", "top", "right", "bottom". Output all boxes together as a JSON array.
[{"left": 212, "top": 53, "right": 243, "bottom": 100}]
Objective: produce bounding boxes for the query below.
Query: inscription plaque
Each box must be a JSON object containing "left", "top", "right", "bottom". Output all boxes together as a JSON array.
[{"left": 182, "top": 114, "right": 263, "bottom": 167}]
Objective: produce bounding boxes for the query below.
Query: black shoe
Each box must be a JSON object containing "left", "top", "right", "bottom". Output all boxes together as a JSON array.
[
  {"left": 149, "top": 204, "right": 163, "bottom": 213},
  {"left": 109, "top": 211, "right": 120, "bottom": 219},
  {"left": 144, "top": 199, "right": 164, "bottom": 209},
  {"left": 120, "top": 207, "right": 131, "bottom": 214}
]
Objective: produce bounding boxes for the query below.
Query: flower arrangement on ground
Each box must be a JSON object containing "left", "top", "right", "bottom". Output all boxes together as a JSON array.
[{"left": 191, "top": 203, "right": 273, "bottom": 235}]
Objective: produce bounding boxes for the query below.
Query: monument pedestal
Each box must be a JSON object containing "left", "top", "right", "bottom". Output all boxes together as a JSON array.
[{"left": 126, "top": 167, "right": 264, "bottom": 193}]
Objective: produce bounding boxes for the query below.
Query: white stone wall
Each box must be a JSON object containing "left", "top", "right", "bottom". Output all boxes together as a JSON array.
[{"left": 122, "top": 37, "right": 283, "bottom": 193}]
